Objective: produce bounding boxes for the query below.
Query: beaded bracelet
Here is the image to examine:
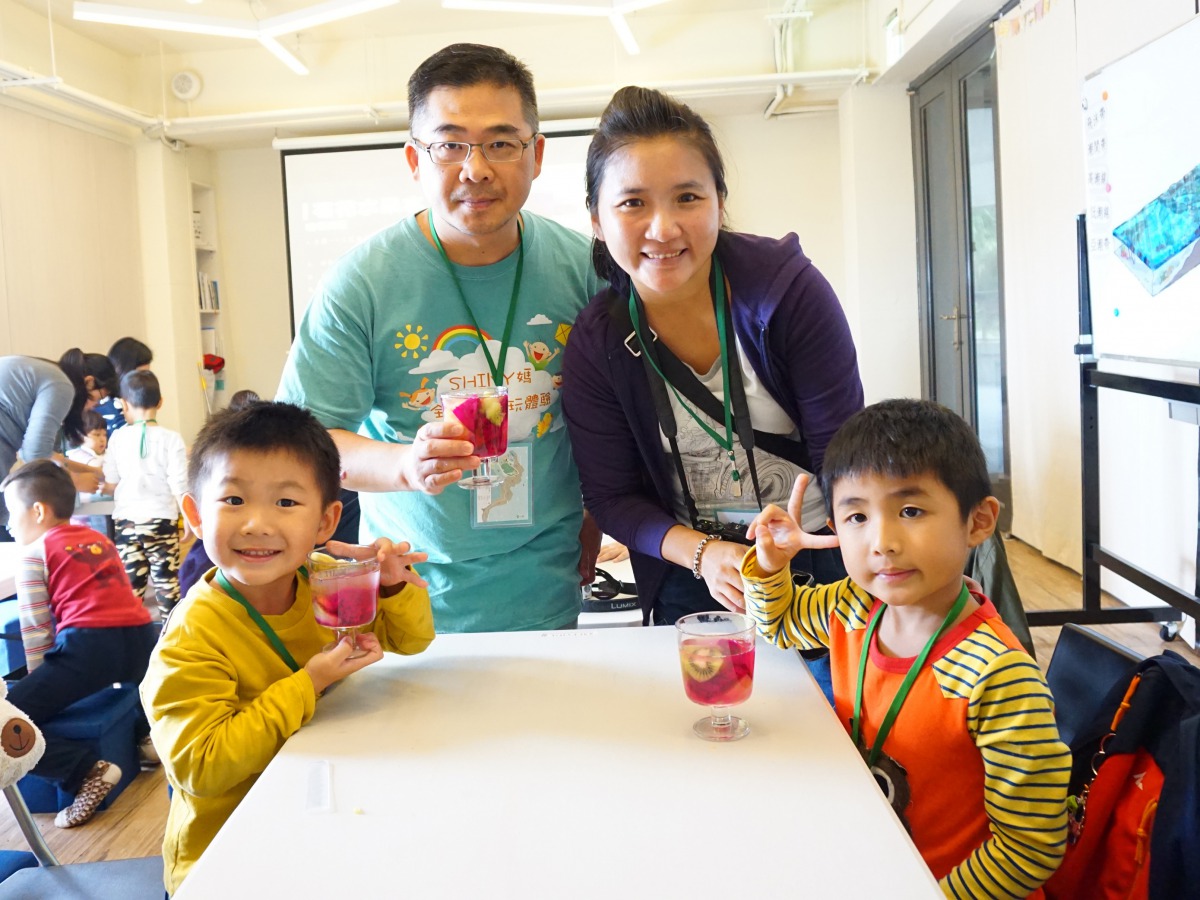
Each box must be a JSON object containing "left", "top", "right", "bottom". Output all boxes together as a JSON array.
[{"left": 692, "top": 534, "right": 723, "bottom": 580}]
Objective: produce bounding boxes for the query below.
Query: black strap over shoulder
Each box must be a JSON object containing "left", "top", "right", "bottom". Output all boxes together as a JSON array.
[{"left": 615, "top": 291, "right": 813, "bottom": 476}]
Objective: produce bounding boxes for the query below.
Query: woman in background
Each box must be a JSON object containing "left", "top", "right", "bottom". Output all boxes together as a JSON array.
[
  {"left": 561, "top": 86, "right": 864, "bottom": 628},
  {"left": 0, "top": 349, "right": 117, "bottom": 539},
  {"left": 96, "top": 336, "right": 153, "bottom": 435}
]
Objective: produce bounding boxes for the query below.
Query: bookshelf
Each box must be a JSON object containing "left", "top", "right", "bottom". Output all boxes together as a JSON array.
[{"left": 191, "top": 181, "right": 225, "bottom": 410}]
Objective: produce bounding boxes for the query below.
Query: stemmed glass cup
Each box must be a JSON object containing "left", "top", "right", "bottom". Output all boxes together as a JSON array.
[
  {"left": 440, "top": 386, "right": 509, "bottom": 489},
  {"left": 676, "top": 612, "right": 757, "bottom": 741},
  {"left": 308, "top": 550, "right": 380, "bottom": 659}
]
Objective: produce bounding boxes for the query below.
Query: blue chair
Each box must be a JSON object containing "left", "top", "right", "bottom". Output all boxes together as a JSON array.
[
  {"left": 0, "top": 600, "right": 24, "bottom": 678},
  {"left": 0, "top": 850, "right": 37, "bottom": 884},
  {"left": 15, "top": 685, "right": 141, "bottom": 814},
  {"left": 0, "top": 786, "right": 162, "bottom": 899}
]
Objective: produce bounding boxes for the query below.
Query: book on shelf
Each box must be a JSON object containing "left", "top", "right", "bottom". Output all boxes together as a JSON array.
[{"left": 197, "top": 273, "right": 221, "bottom": 311}]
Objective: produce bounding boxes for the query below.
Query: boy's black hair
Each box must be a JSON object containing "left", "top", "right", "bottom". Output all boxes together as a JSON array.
[
  {"left": 188, "top": 402, "right": 341, "bottom": 506},
  {"left": 80, "top": 410, "right": 107, "bottom": 436},
  {"left": 407, "top": 43, "right": 539, "bottom": 134},
  {"left": 120, "top": 369, "right": 161, "bottom": 410},
  {"left": 107, "top": 337, "right": 153, "bottom": 379},
  {"left": 0, "top": 459, "right": 77, "bottom": 520},
  {"left": 820, "top": 398, "right": 993, "bottom": 522}
]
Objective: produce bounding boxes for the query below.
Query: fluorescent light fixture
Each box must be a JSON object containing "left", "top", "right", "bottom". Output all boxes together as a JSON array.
[
  {"left": 73, "top": 0, "right": 401, "bottom": 72},
  {"left": 441, "top": 0, "right": 667, "bottom": 16},
  {"left": 73, "top": 2, "right": 258, "bottom": 37},
  {"left": 258, "top": 35, "right": 309, "bottom": 75},
  {"left": 609, "top": 13, "right": 638, "bottom": 54},
  {"left": 259, "top": 0, "right": 399, "bottom": 37},
  {"left": 439, "top": 0, "right": 666, "bottom": 53}
]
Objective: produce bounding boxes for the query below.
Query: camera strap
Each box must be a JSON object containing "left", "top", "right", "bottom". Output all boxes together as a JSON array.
[{"left": 626, "top": 259, "right": 767, "bottom": 525}]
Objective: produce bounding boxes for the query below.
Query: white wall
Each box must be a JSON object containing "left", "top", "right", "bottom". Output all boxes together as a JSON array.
[
  {"left": 0, "top": 103, "right": 144, "bottom": 360},
  {"left": 996, "top": 0, "right": 1198, "bottom": 608}
]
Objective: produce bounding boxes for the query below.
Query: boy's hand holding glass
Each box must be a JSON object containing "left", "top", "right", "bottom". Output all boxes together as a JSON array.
[
  {"left": 745, "top": 474, "right": 839, "bottom": 576},
  {"left": 325, "top": 538, "right": 430, "bottom": 594},
  {"left": 304, "top": 632, "right": 384, "bottom": 695}
]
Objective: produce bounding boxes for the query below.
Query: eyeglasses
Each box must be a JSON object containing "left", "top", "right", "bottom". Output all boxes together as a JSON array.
[{"left": 409, "top": 135, "right": 538, "bottom": 166}]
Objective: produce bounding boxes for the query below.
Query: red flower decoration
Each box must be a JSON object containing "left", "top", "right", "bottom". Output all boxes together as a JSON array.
[{"left": 203, "top": 354, "right": 226, "bottom": 374}]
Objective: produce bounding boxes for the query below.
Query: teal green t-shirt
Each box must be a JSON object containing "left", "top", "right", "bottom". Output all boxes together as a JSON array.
[{"left": 278, "top": 212, "right": 600, "bottom": 632}]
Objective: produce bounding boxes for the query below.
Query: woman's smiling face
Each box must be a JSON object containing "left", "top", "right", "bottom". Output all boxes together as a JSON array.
[{"left": 591, "top": 136, "right": 723, "bottom": 304}]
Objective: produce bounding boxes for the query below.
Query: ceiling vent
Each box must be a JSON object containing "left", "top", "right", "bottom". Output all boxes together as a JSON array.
[{"left": 171, "top": 70, "right": 202, "bottom": 102}]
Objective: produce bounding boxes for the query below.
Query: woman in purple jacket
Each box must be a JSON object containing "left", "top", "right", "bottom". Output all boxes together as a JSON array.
[{"left": 561, "top": 86, "right": 865, "bottom": 628}]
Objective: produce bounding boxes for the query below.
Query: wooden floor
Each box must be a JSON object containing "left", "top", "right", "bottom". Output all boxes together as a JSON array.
[{"left": 2, "top": 536, "right": 1196, "bottom": 866}]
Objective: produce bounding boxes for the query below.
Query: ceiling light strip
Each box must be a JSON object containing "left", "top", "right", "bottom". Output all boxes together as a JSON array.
[
  {"left": 258, "top": 0, "right": 400, "bottom": 38},
  {"left": 258, "top": 36, "right": 309, "bottom": 75},
  {"left": 73, "top": 2, "right": 259, "bottom": 37}
]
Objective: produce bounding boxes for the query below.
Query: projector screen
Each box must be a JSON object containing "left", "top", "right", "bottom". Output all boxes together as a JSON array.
[{"left": 282, "top": 132, "right": 593, "bottom": 338}]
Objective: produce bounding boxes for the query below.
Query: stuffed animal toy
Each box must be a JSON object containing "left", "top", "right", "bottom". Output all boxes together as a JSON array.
[{"left": 0, "top": 680, "right": 44, "bottom": 790}]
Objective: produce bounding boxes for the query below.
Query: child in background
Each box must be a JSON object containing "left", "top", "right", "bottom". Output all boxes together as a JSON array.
[
  {"left": 1, "top": 460, "right": 158, "bottom": 828},
  {"left": 67, "top": 409, "right": 113, "bottom": 532},
  {"left": 66, "top": 409, "right": 109, "bottom": 470},
  {"left": 140, "top": 402, "right": 434, "bottom": 895},
  {"left": 96, "top": 336, "right": 153, "bottom": 436},
  {"left": 103, "top": 370, "right": 188, "bottom": 621},
  {"left": 741, "top": 399, "right": 1069, "bottom": 898}
]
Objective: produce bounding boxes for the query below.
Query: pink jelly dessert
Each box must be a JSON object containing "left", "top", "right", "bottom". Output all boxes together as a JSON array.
[
  {"left": 445, "top": 393, "right": 509, "bottom": 458},
  {"left": 312, "top": 576, "right": 378, "bottom": 628}
]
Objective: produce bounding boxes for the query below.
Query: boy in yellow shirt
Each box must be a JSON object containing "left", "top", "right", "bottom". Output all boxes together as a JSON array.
[
  {"left": 741, "top": 399, "right": 1068, "bottom": 898},
  {"left": 140, "top": 402, "right": 435, "bottom": 895}
]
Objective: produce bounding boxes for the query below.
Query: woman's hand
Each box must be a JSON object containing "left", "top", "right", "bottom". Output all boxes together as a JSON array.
[
  {"left": 597, "top": 540, "right": 630, "bottom": 563},
  {"left": 697, "top": 539, "right": 752, "bottom": 613},
  {"left": 69, "top": 468, "right": 102, "bottom": 494}
]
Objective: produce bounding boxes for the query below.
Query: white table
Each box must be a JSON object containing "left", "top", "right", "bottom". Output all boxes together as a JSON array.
[
  {"left": 177, "top": 627, "right": 941, "bottom": 899},
  {"left": 0, "top": 542, "right": 20, "bottom": 599}
]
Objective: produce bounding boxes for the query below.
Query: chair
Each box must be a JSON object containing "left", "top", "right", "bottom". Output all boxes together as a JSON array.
[
  {"left": 1045, "top": 623, "right": 1144, "bottom": 747},
  {"left": 15, "top": 685, "right": 141, "bottom": 814},
  {"left": 0, "top": 786, "right": 162, "bottom": 899}
]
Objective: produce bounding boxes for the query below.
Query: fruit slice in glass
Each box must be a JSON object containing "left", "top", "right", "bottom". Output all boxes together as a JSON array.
[
  {"left": 440, "top": 385, "right": 509, "bottom": 489},
  {"left": 676, "top": 612, "right": 756, "bottom": 741}
]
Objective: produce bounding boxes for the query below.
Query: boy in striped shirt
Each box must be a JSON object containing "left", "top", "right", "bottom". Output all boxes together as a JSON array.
[{"left": 741, "top": 399, "right": 1068, "bottom": 899}]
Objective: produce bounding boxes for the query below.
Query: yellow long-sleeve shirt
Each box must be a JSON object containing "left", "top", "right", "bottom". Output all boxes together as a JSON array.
[{"left": 140, "top": 568, "right": 434, "bottom": 895}]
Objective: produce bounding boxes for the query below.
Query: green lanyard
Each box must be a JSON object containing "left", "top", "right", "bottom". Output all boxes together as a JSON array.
[
  {"left": 214, "top": 570, "right": 301, "bottom": 673},
  {"left": 851, "top": 584, "right": 972, "bottom": 767},
  {"left": 428, "top": 213, "right": 524, "bottom": 389},
  {"left": 130, "top": 418, "right": 157, "bottom": 459},
  {"left": 628, "top": 257, "right": 741, "bottom": 493}
]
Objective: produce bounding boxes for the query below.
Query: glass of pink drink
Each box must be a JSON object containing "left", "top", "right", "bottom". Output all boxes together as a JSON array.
[
  {"left": 307, "top": 550, "right": 380, "bottom": 659},
  {"left": 676, "top": 612, "right": 756, "bottom": 741},
  {"left": 440, "top": 385, "right": 509, "bottom": 489}
]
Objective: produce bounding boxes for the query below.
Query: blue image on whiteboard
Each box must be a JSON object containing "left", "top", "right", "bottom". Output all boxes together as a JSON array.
[{"left": 1111, "top": 163, "right": 1200, "bottom": 296}]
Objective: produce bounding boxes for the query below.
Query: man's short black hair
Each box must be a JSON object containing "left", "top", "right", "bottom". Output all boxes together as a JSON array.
[
  {"left": 188, "top": 402, "right": 341, "bottom": 506},
  {"left": 1, "top": 459, "right": 77, "bottom": 520},
  {"left": 120, "top": 369, "right": 161, "bottom": 410},
  {"left": 820, "top": 398, "right": 992, "bottom": 522},
  {"left": 407, "top": 43, "right": 539, "bottom": 134}
]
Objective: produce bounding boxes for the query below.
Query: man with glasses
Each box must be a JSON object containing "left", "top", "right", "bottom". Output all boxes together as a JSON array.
[{"left": 279, "top": 43, "right": 601, "bottom": 633}]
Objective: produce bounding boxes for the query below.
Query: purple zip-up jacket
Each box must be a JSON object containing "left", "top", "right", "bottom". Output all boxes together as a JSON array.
[{"left": 561, "top": 231, "right": 864, "bottom": 612}]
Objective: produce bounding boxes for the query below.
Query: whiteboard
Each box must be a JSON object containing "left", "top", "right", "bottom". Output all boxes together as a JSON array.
[
  {"left": 282, "top": 133, "right": 594, "bottom": 336},
  {"left": 1082, "top": 15, "right": 1200, "bottom": 366}
]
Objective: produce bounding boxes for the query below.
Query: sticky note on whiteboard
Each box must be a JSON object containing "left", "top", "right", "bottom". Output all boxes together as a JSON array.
[{"left": 1111, "top": 163, "right": 1200, "bottom": 296}]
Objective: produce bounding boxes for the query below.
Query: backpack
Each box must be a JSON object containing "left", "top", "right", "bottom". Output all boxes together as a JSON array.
[{"left": 1044, "top": 650, "right": 1200, "bottom": 900}]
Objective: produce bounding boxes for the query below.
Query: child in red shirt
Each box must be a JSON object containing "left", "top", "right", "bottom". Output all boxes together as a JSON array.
[{"left": 1, "top": 459, "right": 158, "bottom": 828}]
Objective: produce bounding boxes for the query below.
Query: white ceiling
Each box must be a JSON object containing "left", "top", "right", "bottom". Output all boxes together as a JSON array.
[{"left": 14, "top": 0, "right": 795, "bottom": 57}]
